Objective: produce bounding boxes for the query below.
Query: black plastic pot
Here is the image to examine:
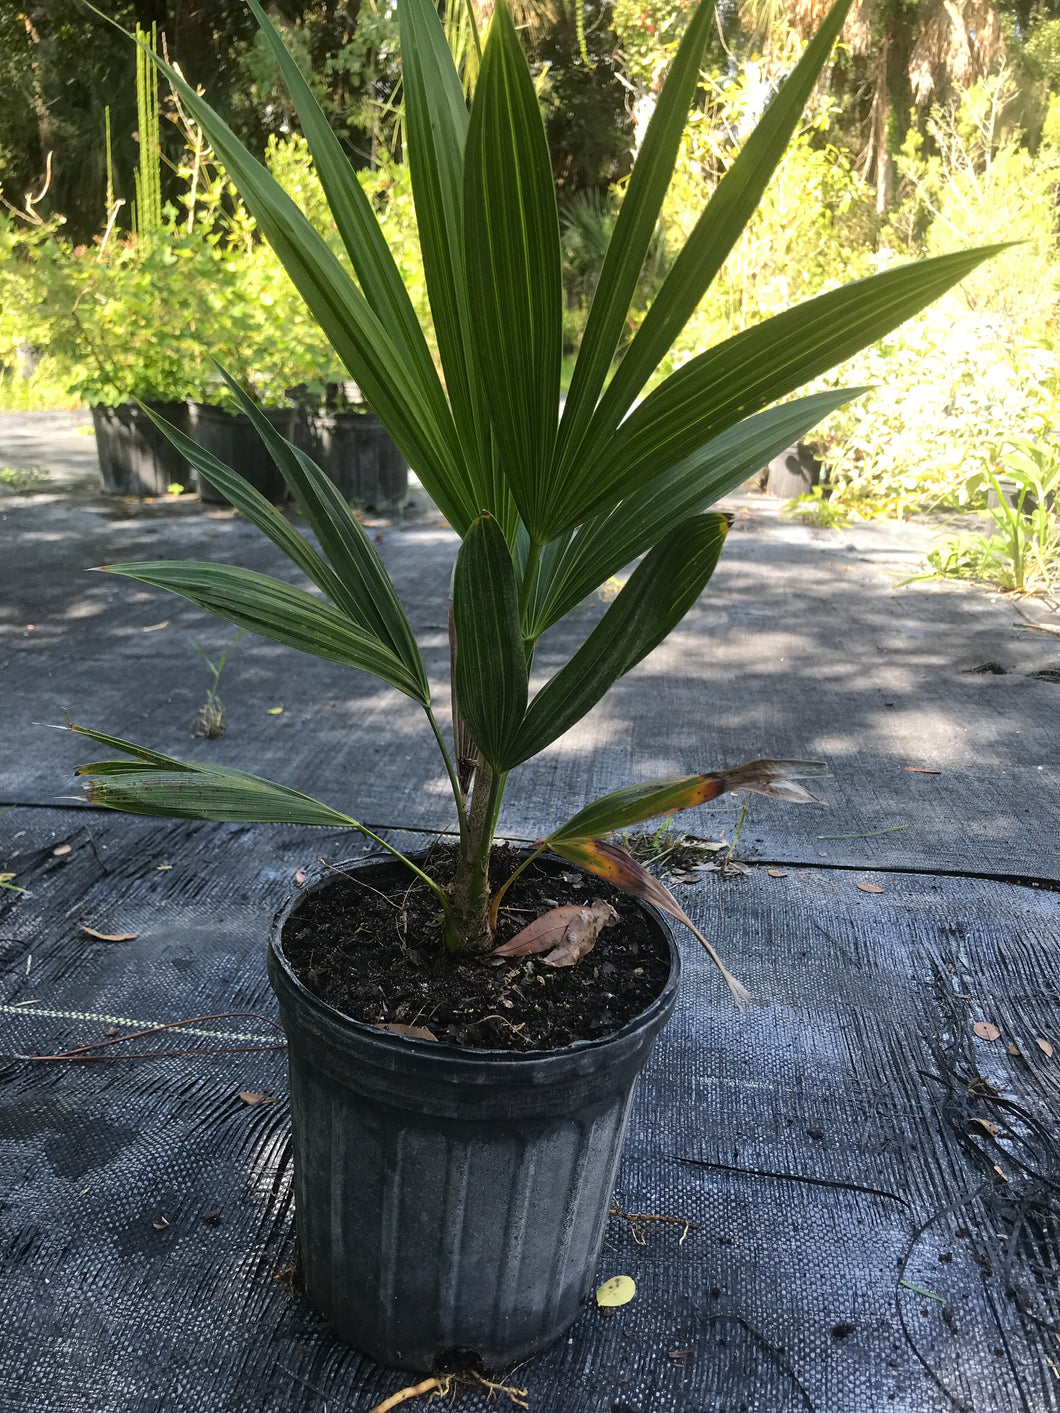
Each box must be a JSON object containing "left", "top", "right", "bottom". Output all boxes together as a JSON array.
[
  {"left": 186, "top": 402, "right": 294, "bottom": 505},
  {"left": 92, "top": 401, "right": 191, "bottom": 496},
  {"left": 765, "top": 441, "right": 822, "bottom": 499},
  {"left": 267, "top": 853, "right": 680, "bottom": 1373},
  {"left": 294, "top": 408, "right": 408, "bottom": 509}
]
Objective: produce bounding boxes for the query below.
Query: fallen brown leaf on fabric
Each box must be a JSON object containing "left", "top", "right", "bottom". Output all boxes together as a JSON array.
[
  {"left": 973, "top": 1022, "right": 1001, "bottom": 1041},
  {"left": 493, "top": 901, "right": 618, "bottom": 968},
  {"left": 79, "top": 925, "right": 137, "bottom": 942},
  {"left": 905, "top": 767, "right": 941, "bottom": 774},
  {"left": 376, "top": 1022, "right": 439, "bottom": 1042},
  {"left": 993, "top": 1165, "right": 1008, "bottom": 1181},
  {"left": 1036, "top": 1037, "right": 1054, "bottom": 1057},
  {"left": 767, "top": 868, "right": 788, "bottom": 878},
  {"left": 1007, "top": 1043, "right": 1022, "bottom": 1057},
  {"left": 970, "top": 1118, "right": 999, "bottom": 1137},
  {"left": 238, "top": 1091, "right": 275, "bottom": 1105},
  {"left": 294, "top": 869, "right": 306, "bottom": 884},
  {"left": 857, "top": 882, "right": 885, "bottom": 893},
  {"left": 52, "top": 845, "right": 71, "bottom": 856}
]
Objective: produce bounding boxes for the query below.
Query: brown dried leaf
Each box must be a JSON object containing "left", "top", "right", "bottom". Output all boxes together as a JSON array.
[
  {"left": 1036, "top": 1037, "right": 1054, "bottom": 1057},
  {"left": 973, "top": 1022, "right": 1001, "bottom": 1042},
  {"left": 992, "top": 1165, "right": 1008, "bottom": 1182},
  {"left": 377, "top": 1022, "right": 439, "bottom": 1042},
  {"left": 238, "top": 1091, "right": 275, "bottom": 1105},
  {"left": 294, "top": 869, "right": 306, "bottom": 885},
  {"left": 1007, "top": 1043, "right": 1022, "bottom": 1057},
  {"left": 970, "top": 1118, "right": 999, "bottom": 1137},
  {"left": 767, "top": 868, "right": 788, "bottom": 878},
  {"left": 548, "top": 839, "right": 751, "bottom": 1008},
  {"left": 493, "top": 901, "right": 618, "bottom": 968},
  {"left": 52, "top": 844, "right": 71, "bottom": 856},
  {"left": 857, "top": 882, "right": 885, "bottom": 893},
  {"left": 905, "top": 767, "right": 941, "bottom": 774},
  {"left": 79, "top": 925, "right": 137, "bottom": 942}
]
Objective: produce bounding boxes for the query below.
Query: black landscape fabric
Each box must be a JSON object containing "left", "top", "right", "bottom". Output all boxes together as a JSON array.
[
  {"left": 2, "top": 471, "right": 1060, "bottom": 1411},
  {"left": 1, "top": 813, "right": 1058, "bottom": 1413}
]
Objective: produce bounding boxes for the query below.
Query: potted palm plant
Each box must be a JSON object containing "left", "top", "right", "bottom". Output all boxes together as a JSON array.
[{"left": 72, "top": 0, "right": 996, "bottom": 1374}]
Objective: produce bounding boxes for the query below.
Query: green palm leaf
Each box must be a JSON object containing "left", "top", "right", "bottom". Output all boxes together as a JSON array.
[
  {"left": 588, "top": 0, "right": 853, "bottom": 440},
  {"left": 555, "top": 0, "right": 714, "bottom": 472},
  {"left": 100, "top": 561, "right": 429, "bottom": 704},
  {"left": 452, "top": 513, "right": 528, "bottom": 771},
  {"left": 242, "top": 0, "right": 443, "bottom": 408},
  {"left": 127, "top": 28, "right": 477, "bottom": 534},
  {"left": 214, "top": 370, "right": 428, "bottom": 700},
  {"left": 400, "top": 0, "right": 504, "bottom": 529},
  {"left": 464, "top": 1, "right": 563, "bottom": 544},
  {"left": 69, "top": 721, "right": 357, "bottom": 826},
  {"left": 136, "top": 401, "right": 353, "bottom": 614},
  {"left": 547, "top": 245, "right": 1004, "bottom": 535},
  {"left": 529, "top": 389, "right": 862, "bottom": 635},
  {"left": 503, "top": 515, "right": 727, "bottom": 769}
]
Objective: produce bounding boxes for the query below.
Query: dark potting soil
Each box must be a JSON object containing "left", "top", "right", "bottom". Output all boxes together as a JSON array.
[{"left": 280, "top": 844, "right": 672, "bottom": 1052}]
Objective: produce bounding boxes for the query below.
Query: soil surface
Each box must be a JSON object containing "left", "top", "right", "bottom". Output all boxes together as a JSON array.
[{"left": 280, "top": 844, "right": 672, "bottom": 1051}]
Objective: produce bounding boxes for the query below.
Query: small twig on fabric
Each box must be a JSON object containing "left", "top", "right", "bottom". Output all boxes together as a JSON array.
[
  {"left": 14, "top": 1010, "right": 285, "bottom": 1063},
  {"left": 368, "top": 1370, "right": 529, "bottom": 1412},
  {"left": 610, "top": 1203, "right": 700, "bottom": 1245}
]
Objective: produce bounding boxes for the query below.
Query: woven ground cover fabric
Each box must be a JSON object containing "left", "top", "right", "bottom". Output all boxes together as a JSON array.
[
  {"left": 1, "top": 815, "right": 1058, "bottom": 1413},
  {"left": 1, "top": 496, "right": 1058, "bottom": 881}
]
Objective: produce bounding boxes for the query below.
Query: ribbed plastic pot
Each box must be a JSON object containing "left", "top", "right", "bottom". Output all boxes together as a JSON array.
[
  {"left": 293, "top": 408, "right": 408, "bottom": 509},
  {"left": 92, "top": 401, "right": 191, "bottom": 496},
  {"left": 186, "top": 402, "right": 294, "bottom": 504},
  {"left": 267, "top": 853, "right": 680, "bottom": 1373},
  {"left": 765, "top": 440, "right": 822, "bottom": 499}
]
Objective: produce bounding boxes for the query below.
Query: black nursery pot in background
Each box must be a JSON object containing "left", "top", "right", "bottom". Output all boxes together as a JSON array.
[
  {"left": 294, "top": 408, "right": 409, "bottom": 509},
  {"left": 92, "top": 400, "right": 192, "bottom": 496},
  {"left": 186, "top": 402, "right": 294, "bottom": 505},
  {"left": 765, "top": 440, "right": 823, "bottom": 499},
  {"left": 267, "top": 854, "right": 681, "bottom": 1373}
]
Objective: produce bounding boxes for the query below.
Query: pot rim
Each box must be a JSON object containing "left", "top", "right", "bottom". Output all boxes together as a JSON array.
[{"left": 268, "top": 848, "right": 681, "bottom": 1070}]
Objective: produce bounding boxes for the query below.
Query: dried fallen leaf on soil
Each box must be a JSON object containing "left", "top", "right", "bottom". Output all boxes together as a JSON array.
[
  {"left": 767, "top": 868, "right": 788, "bottom": 878},
  {"left": 596, "top": 1275, "right": 636, "bottom": 1307},
  {"left": 970, "top": 1118, "right": 999, "bottom": 1137},
  {"left": 52, "top": 845, "right": 71, "bottom": 856},
  {"left": 79, "top": 925, "right": 137, "bottom": 942},
  {"left": 857, "top": 882, "right": 885, "bottom": 893},
  {"left": 545, "top": 839, "right": 751, "bottom": 1008},
  {"left": 376, "top": 1022, "right": 439, "bottom": 1042},
  {"left": 973, "top": 1022, "right": 1001, "bottom": 1042},
  {"left": 493, "top": 901, "right": 618, "bottom": 967},
  {"left": 1036, "top": 1037, "right": 1054, "bottom": 1057},
  {"left": 238, "top": 1091, "right": 275, "bottom": 1105}
]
